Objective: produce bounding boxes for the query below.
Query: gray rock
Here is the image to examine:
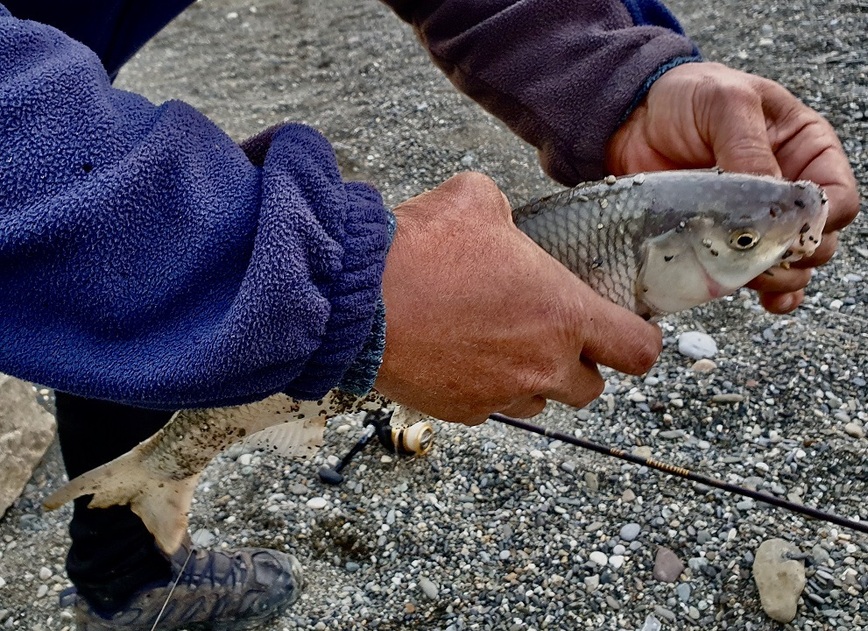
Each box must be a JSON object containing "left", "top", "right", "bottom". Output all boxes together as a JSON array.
[
  {"left": 418, "top": 576, "right": 439, "bottom": 600},
  {"left": 652, "top": 547, "right": 685, "bottom": 583},
  {"left": 753, "top": 538, "right": 806, "bottom": 623},
  {"left": 619, "top": 523, "right": 641, "bottom": 541},
  {"left": 677, "top": 331, "right": 718, "bottom": 359},
  {"left": 0, "top": 375, "right": 56, "bottom": 517}
]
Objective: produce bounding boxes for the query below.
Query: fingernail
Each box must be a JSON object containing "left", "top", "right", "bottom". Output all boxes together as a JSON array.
[{"left": 777, "top": 294, "right": 796, "bottom": 312}]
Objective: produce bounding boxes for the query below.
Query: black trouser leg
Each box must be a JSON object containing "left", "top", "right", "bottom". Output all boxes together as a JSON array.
[{"left": 55, "top": 391, "right": 176, "bottom": 612}]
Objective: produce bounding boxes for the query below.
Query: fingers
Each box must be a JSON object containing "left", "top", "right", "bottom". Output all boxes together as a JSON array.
[
  {"left": 695, "top": 70, "right": 782, "bottom": 178},
  {"left": 757, "top": 290, "right": 805, "bottom": 314},
  {"left": 747, "top": 266, "right": 813, "bottom": 295},
  {"left": 578, "top": 289, "right": 662, "bottom": 376}
]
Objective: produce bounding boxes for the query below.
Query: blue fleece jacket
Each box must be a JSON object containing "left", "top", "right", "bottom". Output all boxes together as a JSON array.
[{"left": 0, "top": 1, "right": 698, "bottom": 410}]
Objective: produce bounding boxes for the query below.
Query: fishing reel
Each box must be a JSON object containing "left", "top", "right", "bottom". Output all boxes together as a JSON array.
[
  {"left": 366, "top": 410, "right": 434, "bottom": 456},
  {"left": 317, "top": 409, "right": 434, "bottom": 485}
]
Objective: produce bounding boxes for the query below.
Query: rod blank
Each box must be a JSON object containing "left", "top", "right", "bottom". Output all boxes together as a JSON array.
[{"left": 489, "top": 413, "right": 867, "bottom": 536}]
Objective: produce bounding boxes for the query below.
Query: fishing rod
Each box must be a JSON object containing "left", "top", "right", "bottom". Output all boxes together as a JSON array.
[{"left": 489, "top": 413, "right": 868, "bottom": 536}]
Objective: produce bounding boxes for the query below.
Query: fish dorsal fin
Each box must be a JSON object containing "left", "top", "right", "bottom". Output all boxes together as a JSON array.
[{"left": 237, "top": 416, "right": 327, "bottom": 459}]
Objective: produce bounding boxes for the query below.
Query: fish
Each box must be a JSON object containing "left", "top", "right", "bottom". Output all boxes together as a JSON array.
[
  {"left": 43, "top": 169, "right": 828, "bottom": 554},
  {"left": 513, "top": 170, "right": 828, "bottom": 320}
]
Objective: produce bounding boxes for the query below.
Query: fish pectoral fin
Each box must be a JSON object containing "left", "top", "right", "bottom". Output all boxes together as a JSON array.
[
  {"left": 44, "top": 448, "right": 197, "bottom": 555},
  {"left": 236, "top": 416, "right": 327, "bottom": 458}
]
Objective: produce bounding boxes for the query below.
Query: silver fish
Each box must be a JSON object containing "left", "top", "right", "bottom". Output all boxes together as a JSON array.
[
  {"left": 44, "top": 170, "right": 828, "bottom": 554},
  {"left": 513, "top": 170, "right": 828, "bottom": 319}
]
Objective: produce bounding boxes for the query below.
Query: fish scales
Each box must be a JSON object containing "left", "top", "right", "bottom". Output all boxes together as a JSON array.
[
  {"left": 514, "top": 178, "right": 649, "bottom": 314},
  {"left": 43, "top": 169, "right": 828, "bottom": 554}
]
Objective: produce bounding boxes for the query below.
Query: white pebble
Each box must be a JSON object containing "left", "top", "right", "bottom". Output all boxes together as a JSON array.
[
  {"left": 38, "top": 567, "right": 52, "bottom": 580},
  {"left": 677, "top": 331, "right": 718, "bottom": 359},
  {"left": 306, "top": 497, "right": 328, "bottom": 509},
  {"left": 590, "top": 551, "right": 608, "bottom": 566},
  {"left": 609, "top": 555, "right": 625, "bottom": 569}
]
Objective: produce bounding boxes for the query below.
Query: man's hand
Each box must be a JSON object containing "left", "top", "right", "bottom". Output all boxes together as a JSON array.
[
  {"left": 606, "top": 62, "right": 859, "bottom": 314},
  {"left": 374, "top": 172, "right": 662, "bottom": 426}
]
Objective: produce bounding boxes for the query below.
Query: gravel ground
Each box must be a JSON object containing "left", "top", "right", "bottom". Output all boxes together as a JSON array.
[{"left": 1, "top": 0, "right": 866, "bottom": 629}]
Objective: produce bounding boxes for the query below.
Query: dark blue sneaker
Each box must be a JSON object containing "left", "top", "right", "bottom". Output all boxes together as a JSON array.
[{"left": 61, "top": 543, "right": 304, "bottom": 630}]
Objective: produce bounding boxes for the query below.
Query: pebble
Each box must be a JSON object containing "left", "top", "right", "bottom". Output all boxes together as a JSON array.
[
  {"left": 676, "top": 582, "right": 691, "bottom": 602},
  {"left": 620, "top": 523, "right": 641, "bottom": 541},
  {"left": 306, "top": 497, "right": 328, "bottom": 509},
  {"left": 691, "top": 358, "right": 717, "bottom": 373},
  {"left": 753, "top": 538, "right": 806, "bottom": 623},
  {"left": 609, "top": 554, "right": 625, "bottom": 569},
  {"left": 652, "top": 547, "right": 684, "bottom": 583},
  {"left": 677, "top": 331, "right": 718, "bottom": 359},
  {"left": 418, "top": 576, "right": 439, "bottom": 600},
  {"left": 844, "top": 422, "right": 865, "bottom": 439},
  {"left": 589, "top": 551, "right": 609, "bottom": 566}
]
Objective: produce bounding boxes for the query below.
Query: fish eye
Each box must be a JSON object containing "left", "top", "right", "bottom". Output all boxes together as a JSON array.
[{"left": 729, "top": 230, "right": 760, "bottom": 250}]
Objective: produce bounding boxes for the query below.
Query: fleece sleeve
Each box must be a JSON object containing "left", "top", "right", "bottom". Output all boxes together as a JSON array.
[
  {"left": 0, "top": 7, "right": 393, "bottom": 409},
  {"left": 384, "top": 0, "right": 702, "bottom": 184}
]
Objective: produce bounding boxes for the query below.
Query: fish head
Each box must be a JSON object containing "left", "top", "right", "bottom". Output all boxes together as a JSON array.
[{"left": 638, "top": 175, "right": 828, "bottom": 316}]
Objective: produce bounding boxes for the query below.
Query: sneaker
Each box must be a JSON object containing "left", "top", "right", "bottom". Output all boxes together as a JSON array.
[{"left": 61, "top": 543, "right": 304, "bottom": 631}]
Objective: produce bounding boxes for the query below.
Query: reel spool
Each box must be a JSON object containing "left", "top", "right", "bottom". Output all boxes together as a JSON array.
[{"left": 372, "top": 419, "right": 435, "bottom": 456}]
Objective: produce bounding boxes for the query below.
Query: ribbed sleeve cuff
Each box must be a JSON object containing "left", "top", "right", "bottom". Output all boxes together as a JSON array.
[{"left": 285, "top": 182, "right": 393, "bottom": 400}]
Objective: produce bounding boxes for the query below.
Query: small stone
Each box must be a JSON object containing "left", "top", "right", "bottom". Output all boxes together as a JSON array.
[
  {"left": 652, "top": 547, "right": 684, "bottom": 583},
  {"left": 676, "top": 583, "right": 691, "bottom": 602},
  {"left": 306, "top": 497, "right": 328, "bottom": 509},
  {"left": 609, "top": 554, "right": 625, "bottom": 569},
  {"left": 711, "top": 393, "right": 744, "bottom": 404},
  {"left": 753, "top": 538, "right": 806, "bottom": 623},
  {"left": 418, "top": 576, "right": 439, "bottom": 600},
  {"left": 584, "top": 472, "right": 599, "bottom": 492},
  {"left": 621, "top": 489, "right": 636, "bottom": 503},
  {"left": 404, "top": 602, "right": 417, "bottom": 614},
  {"left": 38, "top": 567, "right": 52, "bottom": 581},
  {"left": 584, "top": 574, "right": 600, "bottom": 591},
  {"left": 691, "top": 359, "right": 717, "bottom": 373},
  {"left": 844, "top": 422, "right": 865, "bottom": 439},
  {"left": 677, "top": 331, "right": 718, "bottom": 359},
  {"left": 620, "top": 523, "right": 641, "bottom": 541},
  {"left": 589, "top": 551, "right": 609, "bottom": 566},
  {"left": 499, "top": 549, "right": 511, "bottom": 560},
  {"left": 345, "top": 561, "right": 360, "bottom": 573}
]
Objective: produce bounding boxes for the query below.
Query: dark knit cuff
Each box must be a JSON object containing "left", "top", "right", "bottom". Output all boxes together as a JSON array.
[
  {"left": 337, "top": 210, "right": 396, "bottom": 396},
  {"left": 285, "top": 181, "right": 393, "bottom": 400}
]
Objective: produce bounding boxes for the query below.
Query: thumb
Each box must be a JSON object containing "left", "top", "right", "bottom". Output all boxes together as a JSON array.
[
  {"left": 702, "top": 86, "right": 781, "bottom": 177},
  {"left": 579, "top": 288, "right": 662, "bottom": 376}
]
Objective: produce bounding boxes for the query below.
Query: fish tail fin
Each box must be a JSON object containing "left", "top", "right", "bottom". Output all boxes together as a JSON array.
[{"left": 44, "top": 451, "right": 197, "bottom": 555}]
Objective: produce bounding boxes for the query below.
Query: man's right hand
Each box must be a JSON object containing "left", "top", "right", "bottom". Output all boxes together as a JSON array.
[{"left": 374, "top": 172, "right": 662, "bottom": 426}]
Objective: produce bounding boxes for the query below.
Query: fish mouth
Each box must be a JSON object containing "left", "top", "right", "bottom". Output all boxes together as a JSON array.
[{"left": 779, "top": 186, "right": 829, "bottom": 264}]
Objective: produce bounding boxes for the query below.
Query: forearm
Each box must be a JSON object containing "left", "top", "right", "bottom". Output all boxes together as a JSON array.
[
  {"left": 383, "top": 0, "right": 701, "bottom": 184},
  {"left": 0, "top": 7, "right": 392, "bottom": 408}
]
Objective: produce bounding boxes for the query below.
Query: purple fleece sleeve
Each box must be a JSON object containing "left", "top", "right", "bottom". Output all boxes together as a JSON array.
[
  {"left": 384, "top": 0, "right": 702, "bottom": 184},
  {"left": 0, "top": 8, "right": 392, "bottom": 408}
]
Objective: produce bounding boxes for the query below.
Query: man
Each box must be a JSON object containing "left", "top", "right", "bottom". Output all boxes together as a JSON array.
[{"left": 0, "top": 1, "right": 858, "bottom": 629}]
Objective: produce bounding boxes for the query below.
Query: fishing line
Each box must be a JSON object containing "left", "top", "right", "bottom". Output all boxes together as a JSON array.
[
  {"left": 489, "top": 413, "right": 868, "bottom": 536},
  {"left": 150, "top": 545, "right": 194, "bottom": 631}
]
